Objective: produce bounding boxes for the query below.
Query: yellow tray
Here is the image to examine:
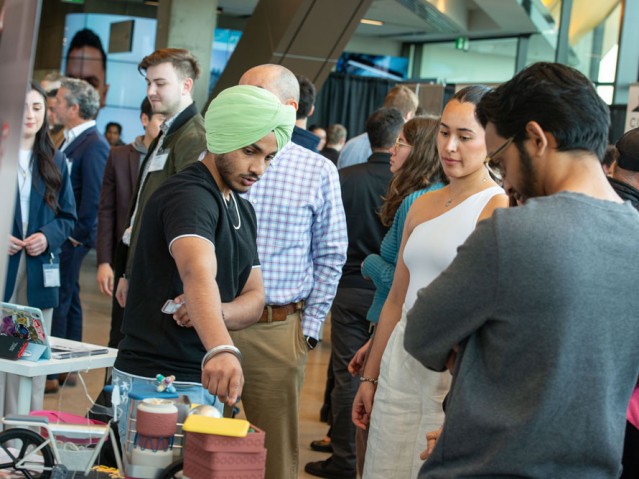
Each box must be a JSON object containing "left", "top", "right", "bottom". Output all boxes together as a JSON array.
[{"left": 182, "top": 415, "right": 250, "bottom": 437}]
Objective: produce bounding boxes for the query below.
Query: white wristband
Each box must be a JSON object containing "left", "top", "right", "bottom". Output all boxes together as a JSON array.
[{"left": 201, "top": 344, "right": 242, "bottom": 370}]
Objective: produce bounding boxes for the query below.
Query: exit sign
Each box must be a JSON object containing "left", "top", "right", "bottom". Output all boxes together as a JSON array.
[
  {"left": 455, "top": 37, "right": 469, "bottom": 52},
  {"left": 61, "top": 0, "right": 85, "bottom": 4}
]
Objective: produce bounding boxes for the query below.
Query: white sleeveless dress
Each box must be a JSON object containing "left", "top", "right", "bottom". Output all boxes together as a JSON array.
[{"left": 363, "top": 186, "right": 504, "bottom": 479}]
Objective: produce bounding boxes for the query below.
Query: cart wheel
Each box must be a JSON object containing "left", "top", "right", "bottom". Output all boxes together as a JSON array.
[
  {"left": 158, "top": 458, "right": 183, "bottom": 479},
  {"left": 0, "top": 428, "right": 55, "bottom": 479}
]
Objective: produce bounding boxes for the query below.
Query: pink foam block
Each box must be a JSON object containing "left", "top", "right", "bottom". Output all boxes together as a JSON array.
[
  {"left": 185, "top": 447, "right": 266, "bottom": 470},
  {"left": 185, "top": 426, "right": 265, "bottom": 453},
  {"left": 183, "top": 461, "right": 265, "bottom": 479}
]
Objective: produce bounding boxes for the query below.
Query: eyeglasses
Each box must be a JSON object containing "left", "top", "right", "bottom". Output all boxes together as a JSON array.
[
  {"left": 394, "top": 140, "right": 412, "bottom": 149},
  {"left": 485, "top": 136, "right": 514, "bottom": 180}
]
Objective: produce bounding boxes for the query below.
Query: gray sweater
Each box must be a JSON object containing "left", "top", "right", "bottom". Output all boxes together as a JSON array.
[{"left": 405, "top": 192, "right": 639, "bottom": 479}]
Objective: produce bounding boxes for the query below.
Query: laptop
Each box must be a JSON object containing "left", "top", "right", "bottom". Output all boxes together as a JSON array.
[
  {"left": 0, "top": 302, "right": 52, "bottom": 361},
  {"left": 48, "top": 336, "right": 109, "bottom": 359}
]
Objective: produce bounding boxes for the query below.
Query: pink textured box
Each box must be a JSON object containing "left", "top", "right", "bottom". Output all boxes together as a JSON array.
[
  {"left": 183, "top": 425, "right": 267, "bottom": 478},
  {"left": 186, "top": 447, "right": 266, "bottom": 470},
  {"left": 185, "top": 426, "right": 265, "bottom": 453},
  {"left": 183, "top": 461, "right": 265, "bottom": 479}
]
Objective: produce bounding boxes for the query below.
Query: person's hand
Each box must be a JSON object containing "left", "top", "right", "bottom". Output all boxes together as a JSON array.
[
  {"left": 96, "top": 263, "right": 114, "bottom": 296},
  {"left": 352, "top": 382, "right": 376, "bottom": 430},
  {"left": 420, "top": 426, "right": 442, "bottom": 460},
  {"left": 8, "top": 235, "right": 25, "bottom": 256},
  {"left": 202, "top": 352, "right": 244, "bottom": 406},
  {"left": 348, "top": 340, "right": 371, "bottom": 376},
  {"left": 23, "top": 232, "right": 48, "bottom": 256},
  {"left": 172, "top": 294, "right": 191, "bottom": 328},
  {"left": 115, "top": 276, "right": 129, "bottom": 308},
  {"left": 69, "top": 238, "right": 82, "bottom": 247}
]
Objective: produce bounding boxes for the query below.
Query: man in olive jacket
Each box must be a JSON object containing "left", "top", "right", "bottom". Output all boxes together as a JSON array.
[{"left": 114, "top": 48, "right": 206, "bottom": 313}]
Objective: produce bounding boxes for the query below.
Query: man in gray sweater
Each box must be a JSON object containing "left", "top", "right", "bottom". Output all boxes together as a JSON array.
[{"left": 405, "top": 62, "right": 639, "bottom": 478}]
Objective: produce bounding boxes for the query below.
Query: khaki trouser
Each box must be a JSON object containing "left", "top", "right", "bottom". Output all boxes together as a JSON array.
[{"left": 229, "top": 311, "right": 308, "bottom": 479}]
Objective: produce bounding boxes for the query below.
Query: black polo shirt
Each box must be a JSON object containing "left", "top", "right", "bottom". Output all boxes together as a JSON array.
[
  {"left": 338, "top": 151, "right": 392, "bottom": 289},
  {"left": 115, "top": 161, "right": 259, "bottom": 382}
]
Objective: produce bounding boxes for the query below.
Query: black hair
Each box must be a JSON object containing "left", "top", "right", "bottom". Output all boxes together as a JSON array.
[
  {"left": 67, "top": 28, "right": 107, "bottom": 72},
  {"left": 366, "top": 107, "right": 404, "bottom": 150},
  {"left": 29, "top": 81, "right": 61, "bottom": 212},
  {"left": 296, "top": 75, "right": 316, "bottom": 120},
  {"left": 602, "top": 145, "right": 617, "bottom": 168},
  {"left": 476, "top": 62, "right": 610, "bottom": 160},
  {"left": 105, "top": 122, "right": 122, "bottom": 134},
  {"left": 452, "top": 85, "right": 491, "bottom": 110},
  {"left": 140, "top": 97, "right": 153, "bottom": 119}
]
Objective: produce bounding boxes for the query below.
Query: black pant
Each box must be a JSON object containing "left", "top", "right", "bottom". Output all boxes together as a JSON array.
[
  {"left": 621, "top": 420, "right": 639, "bottom": 479},
  {"left": 108, "top": 241, "right": 128, "bottom": 348},
  {"left": 328, "top": 287, "right": 374, "bottom": 472}
]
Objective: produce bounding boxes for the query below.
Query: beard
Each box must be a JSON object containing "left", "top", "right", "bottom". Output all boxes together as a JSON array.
[
  {"left": 215, "top": 153, "right": 258, "bottom": 193},
  {"left": 514, "top": 141, "right": 538, "bottom": 201}
]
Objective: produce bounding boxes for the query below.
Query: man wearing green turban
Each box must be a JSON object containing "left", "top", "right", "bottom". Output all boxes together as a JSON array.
[
  {"left": 112, "top": 84, "right": 296, "bottom": 427},
  {"left": 205, "top": 84, "right": 295, "bottom": 158}
]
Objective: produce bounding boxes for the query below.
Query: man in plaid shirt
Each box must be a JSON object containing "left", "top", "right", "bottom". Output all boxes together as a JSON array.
[{"left": 232, "top": 64, "right": 348, "bottom": 479}]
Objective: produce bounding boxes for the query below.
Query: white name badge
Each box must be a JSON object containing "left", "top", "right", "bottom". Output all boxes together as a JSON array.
[
  {"left": 148, "top": 151, "right": 169, "bottom": 172},
  {"left": 43, "top": 263, "right": 61, "bottom": 288}
]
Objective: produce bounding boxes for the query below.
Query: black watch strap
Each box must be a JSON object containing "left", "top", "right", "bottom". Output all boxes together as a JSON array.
[{"left": 304, "top": 335, "right": 318, "bottom": 350}]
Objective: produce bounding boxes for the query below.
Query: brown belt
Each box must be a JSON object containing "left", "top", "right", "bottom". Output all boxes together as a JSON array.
[{"left": 258, "top": 301, "right": 304, "bottom": 323}]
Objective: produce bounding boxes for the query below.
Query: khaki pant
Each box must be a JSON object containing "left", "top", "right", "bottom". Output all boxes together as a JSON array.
[{"left": 229, "top": 312, "right": 308, "bottom": 479}]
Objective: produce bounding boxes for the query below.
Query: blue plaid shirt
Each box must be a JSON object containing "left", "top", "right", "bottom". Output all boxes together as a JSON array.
[{"left": 244, "top": 142, "right": 348, "bottom": 339}]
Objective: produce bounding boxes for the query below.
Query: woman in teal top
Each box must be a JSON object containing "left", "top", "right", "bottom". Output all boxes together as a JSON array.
[{"left": 362, "top": 116, "right": 445, "bottom": 323}]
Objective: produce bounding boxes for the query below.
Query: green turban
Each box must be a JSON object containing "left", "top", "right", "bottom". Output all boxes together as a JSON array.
[{"left": 205, "top": 85, "right": 295, "bottom": 155}]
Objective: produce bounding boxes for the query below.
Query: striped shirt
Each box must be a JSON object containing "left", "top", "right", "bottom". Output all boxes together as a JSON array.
[{"left": 244, "top": 142, "right": 348, "bottom": 339}]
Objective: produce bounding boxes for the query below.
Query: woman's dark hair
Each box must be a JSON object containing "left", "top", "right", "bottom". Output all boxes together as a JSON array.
[
  {"left": 452, "top": 85, "right": 492, "bottom": 110},
  {"left": 29, "top": 81, "right": 61, "bottom": 212},
  {"left": 379, "top": 116, "right": 446, "bottom": 226}
]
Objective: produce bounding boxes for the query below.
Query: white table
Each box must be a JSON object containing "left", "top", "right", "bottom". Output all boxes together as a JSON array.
[{"left": 0, "top": 337, "right": 117, "bottom": 415}]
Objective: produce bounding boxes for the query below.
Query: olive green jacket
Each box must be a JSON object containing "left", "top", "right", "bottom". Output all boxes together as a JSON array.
[{"left": 125, "top": 102, "right": 206, "bottom": 276}]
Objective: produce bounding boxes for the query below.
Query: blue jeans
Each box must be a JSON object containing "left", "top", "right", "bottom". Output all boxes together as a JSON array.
[{"left": 111, "top": 368, "right": 222, "bottom": 446}]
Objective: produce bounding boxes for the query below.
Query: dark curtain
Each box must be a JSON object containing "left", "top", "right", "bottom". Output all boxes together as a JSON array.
[
  {"left": 609, "top": 104, "right": 628, "bottom": 144},
  {"left": 310, "top": 73, "right": 398, "bottom": 140}
]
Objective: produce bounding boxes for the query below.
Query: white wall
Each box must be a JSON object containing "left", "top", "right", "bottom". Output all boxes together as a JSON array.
[{"left": 418, "top": 42, "right": 516, "bottom": 84}]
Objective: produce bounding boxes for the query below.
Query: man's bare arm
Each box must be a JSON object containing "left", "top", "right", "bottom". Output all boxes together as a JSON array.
[
  {"left": 171, "top": 236, "right": 243, "bottom": 405},
  {"left": 172, "top": 267, "right": 265, "bottom": 331}
]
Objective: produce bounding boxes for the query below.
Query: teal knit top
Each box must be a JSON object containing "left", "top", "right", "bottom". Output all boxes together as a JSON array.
[{"left": 361, "top": 182, "right": 444, "bottom": 323}]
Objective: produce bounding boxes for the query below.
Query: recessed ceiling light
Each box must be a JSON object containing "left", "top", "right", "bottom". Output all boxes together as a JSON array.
[{"left": 360, "top": 18, "right": 384, "bottom": 26}]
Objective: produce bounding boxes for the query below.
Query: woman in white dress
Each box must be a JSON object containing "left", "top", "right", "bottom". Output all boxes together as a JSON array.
[{"left": 352, "top": 85, "right": 509, "bottom": 479}]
